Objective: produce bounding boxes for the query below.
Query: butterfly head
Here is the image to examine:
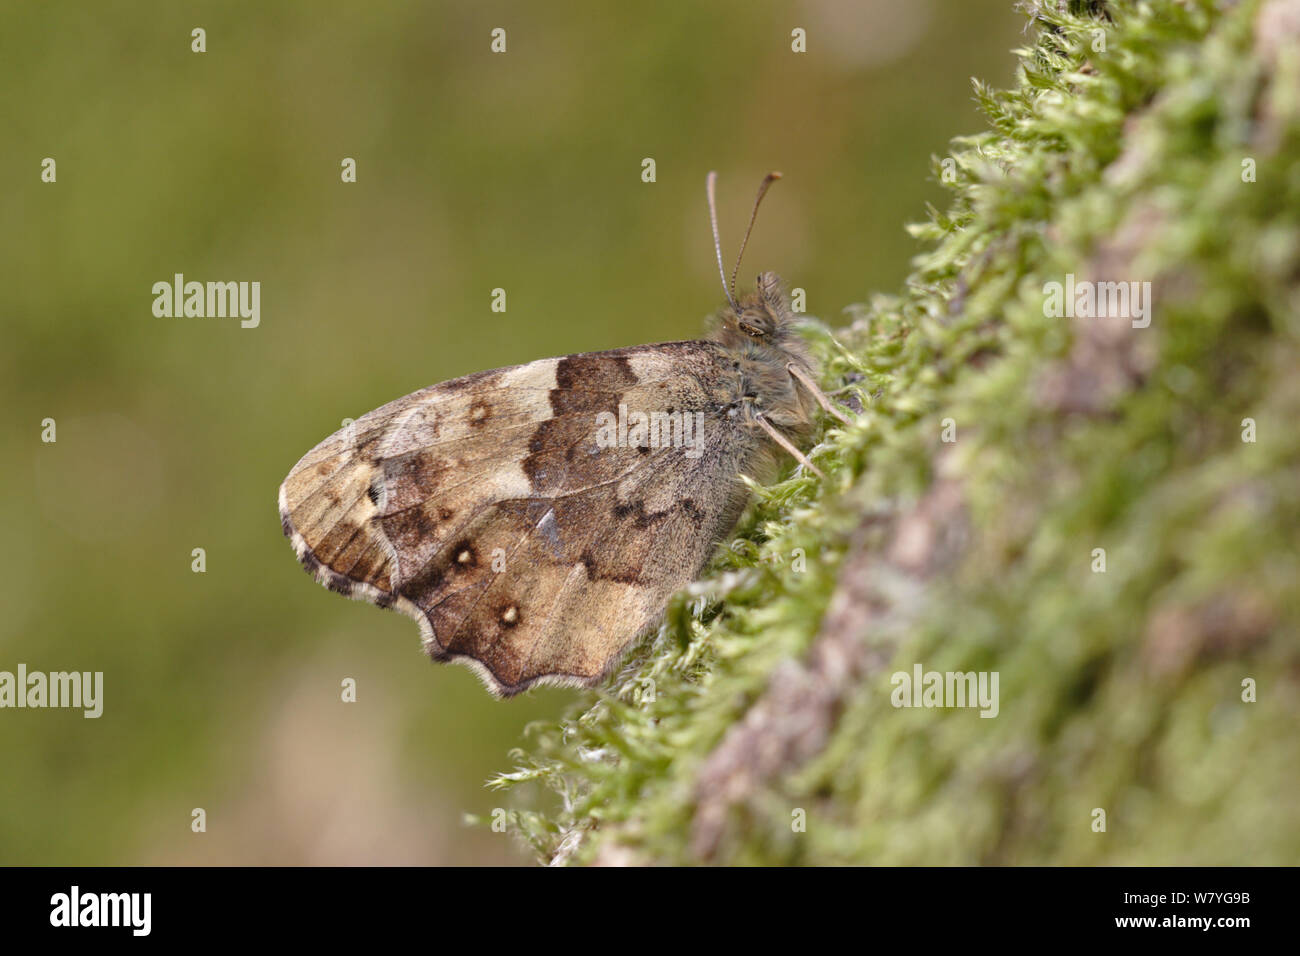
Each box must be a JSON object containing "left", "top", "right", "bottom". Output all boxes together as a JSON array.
[{"left": 714, "top": 271, "right": 806, "bottom": 356}]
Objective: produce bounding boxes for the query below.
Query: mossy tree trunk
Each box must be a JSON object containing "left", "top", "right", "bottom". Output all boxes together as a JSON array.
[{"left": 490, "top": 0, "right": 1300, "bottom": 866}]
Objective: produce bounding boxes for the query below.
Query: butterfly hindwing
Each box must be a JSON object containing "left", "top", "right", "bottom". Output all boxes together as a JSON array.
[{"left": 279, "top": 342, "right": 759, "bottom": 695}]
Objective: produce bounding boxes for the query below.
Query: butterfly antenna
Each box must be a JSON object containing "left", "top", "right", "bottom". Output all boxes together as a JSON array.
[
  {"left": 729, "top": 171, "right": 782, "bottom": 304},
  {"left": 706, "top": 171, "right": 739, "bottom": 311}
]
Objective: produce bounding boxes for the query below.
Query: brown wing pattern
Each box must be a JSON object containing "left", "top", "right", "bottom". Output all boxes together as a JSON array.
[{"left": 279, "top": 342, "right": 758, "bottom": 695}]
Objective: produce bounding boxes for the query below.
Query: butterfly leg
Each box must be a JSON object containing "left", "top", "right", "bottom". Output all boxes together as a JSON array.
[
  {"left": 786, "top": 362, "right": 855, "bottom": 426},
  {"left": 753, "top": 413, "right": 826, "bottom": 479}
]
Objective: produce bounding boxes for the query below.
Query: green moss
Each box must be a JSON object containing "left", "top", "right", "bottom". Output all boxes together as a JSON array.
[{"left": 488, "top": 0, "right": 1300, "bottom": 865}]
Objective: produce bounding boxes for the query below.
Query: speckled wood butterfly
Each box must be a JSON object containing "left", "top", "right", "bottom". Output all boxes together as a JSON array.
[{"left": 279, "top": 173, "right": 851, "bottom": 695}]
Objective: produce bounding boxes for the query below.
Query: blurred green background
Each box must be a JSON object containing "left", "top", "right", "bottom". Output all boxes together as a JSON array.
[{"left": 1, "top": 0, "right": 1021, "bottom": 864}]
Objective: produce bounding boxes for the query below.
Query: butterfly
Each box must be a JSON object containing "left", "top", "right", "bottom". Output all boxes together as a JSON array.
[{"left": 278, "top": 172, "right": 853, "bottom": 696}]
